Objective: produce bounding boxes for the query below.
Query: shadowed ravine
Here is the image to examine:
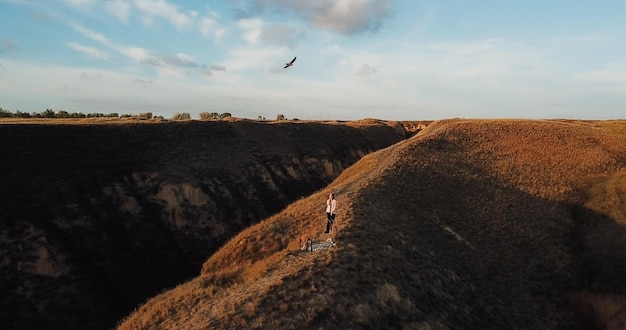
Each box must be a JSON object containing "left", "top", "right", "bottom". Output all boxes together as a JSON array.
[{"left": 0, "top": 118, "right": 412, "bottom": 330}]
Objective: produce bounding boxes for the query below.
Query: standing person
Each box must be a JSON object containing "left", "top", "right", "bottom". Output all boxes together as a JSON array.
[{"left": 325, "top": 192, "right": 337, "bottom": 234}]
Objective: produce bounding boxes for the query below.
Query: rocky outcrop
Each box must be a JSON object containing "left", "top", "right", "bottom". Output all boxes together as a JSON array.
[{"left": 0, "top": 119, "right": 407, "bottom": 330}]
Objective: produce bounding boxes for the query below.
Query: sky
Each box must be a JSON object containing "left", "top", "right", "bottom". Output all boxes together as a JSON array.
[{"left": 1, "top": 0, "right": 625, "bottom": 120}]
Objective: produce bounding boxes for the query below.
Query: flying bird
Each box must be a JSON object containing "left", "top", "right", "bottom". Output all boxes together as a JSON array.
[{"left": 284, "top": 56, "right": 296, "bottom": 68}]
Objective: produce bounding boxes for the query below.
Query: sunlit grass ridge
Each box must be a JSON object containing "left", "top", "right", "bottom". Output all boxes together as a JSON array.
[{"left": 119, "top": 119, "right": 626, "bottom": 329}]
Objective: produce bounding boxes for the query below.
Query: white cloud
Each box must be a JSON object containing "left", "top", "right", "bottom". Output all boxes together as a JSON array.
[
  {"left": 214, "top": 29, "right": 227, "bottom": 42},
  {"left": 199, "top": 16, "right": 218, "bottom": 36},
  {"left": 67, "top": 42, "right": 110, "bottom": 60},
  {"left": 71, "top": 24, "right": 151, "bottom": 62},
  {"left": 243, "top": 30, "right": 261, "bottom": 45},
  {"left": 258, "top": 24, "right": 305, "bottom": 47},
  {"left": 141, "top": 53, "right": 200, "bottom": 68},
  {"left": 79, "top": 71, "right": 103, "bottom": 80},
  {"left": 72, "top": 24, "right": 109, "bottom": 44},
  {"left": 238, "top": 18, "right": 304, "bottom": 47},
  {"left": 165, "top": 53, "right": 197, "bottom": 67},
  {"left": 303, "top": 0, "right": 392, "bottom": 34},
  {"left": 134, "top": 0, "right": 192, "bottom": 29},
  {"left": 235, "top": 0, "right": 393, "bottom": 35},
  {"left": 221, "top": 45, "right": 286, "bottom": 71},
  {"left": 356, "top": 63, "right": 377, "bottom": 76},
  {"left": 69, "top": 23, "right": 216, "bottom": 78},
  {"left": 239, "top": 18, "right": 263, "bottom": 45},
  {"left": 0, "top": 59, "right": 211, "bottom": 115},
  {"left": 199, "top": 16, "right": 227, "bottom": 42},
  {"left": 574, "top": 63, "right": 626, "bottom": 93},
  {"left": 120, "top": 45, "right": 150, "bottom": 61},
  {"left": 63, "top": 0, "right": 96, "bottom": 9},
  {"left": 105, "top": 0, "right": 132, "bottom": 22}
]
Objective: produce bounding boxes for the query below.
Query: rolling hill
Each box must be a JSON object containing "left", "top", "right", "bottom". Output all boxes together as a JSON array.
[{"left": 119, "top": 119, "right": 626, "bottom": 329}]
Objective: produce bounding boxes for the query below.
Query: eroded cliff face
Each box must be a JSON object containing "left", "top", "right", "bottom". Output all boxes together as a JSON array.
[{"left": 0, "top": 119, "right": 407, "bottom": 330}]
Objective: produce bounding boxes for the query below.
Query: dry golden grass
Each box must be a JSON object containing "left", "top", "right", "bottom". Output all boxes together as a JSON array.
[
  {"left": 119, "top": 119, "right": 626, "bottom": 329},
  {"left": 1, "top": 117, "right": 413, "bottom": 329},
  {"left": 584, "top": 169, "right": 626, "bottom": 225}
]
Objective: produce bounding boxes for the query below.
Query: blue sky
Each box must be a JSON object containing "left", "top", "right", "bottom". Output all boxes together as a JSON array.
[{"left": 1, "top": 0, "right": 625, "bottom": 120}]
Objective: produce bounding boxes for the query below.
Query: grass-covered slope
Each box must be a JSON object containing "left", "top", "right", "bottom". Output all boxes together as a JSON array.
[
  {"left": 119, "top": 119, "right": 626, "bottom": 329},
  {"left": 0, "top": 118, "right": 408, "bottom": 330}
]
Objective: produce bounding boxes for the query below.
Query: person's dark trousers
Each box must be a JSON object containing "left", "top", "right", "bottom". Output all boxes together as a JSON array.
[{"left": 325, "top": 213, "right": 335, "bottom": 233}]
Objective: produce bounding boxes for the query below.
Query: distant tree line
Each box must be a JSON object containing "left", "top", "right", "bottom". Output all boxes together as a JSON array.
[
  {"left": 0, "top": 108, "right": 127, "bottom": 119},
  {"left": 0, "top": 108, "right": 233, "bottom": 121},
  {"left": 199, "top": 112, "right": 232, "bottom": 120}
]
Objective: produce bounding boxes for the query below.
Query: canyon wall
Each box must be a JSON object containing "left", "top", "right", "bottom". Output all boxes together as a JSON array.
[{"left": 0, "top": 119, "right": 408, "bottom": 329}]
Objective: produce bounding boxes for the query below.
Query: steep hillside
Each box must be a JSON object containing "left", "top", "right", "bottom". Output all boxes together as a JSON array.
[
  {"left": 0, "top": 118, "right": 408, "bottom": 330},
  {"left": 119, "top": 119, "right": 626, "bottom": 329}
]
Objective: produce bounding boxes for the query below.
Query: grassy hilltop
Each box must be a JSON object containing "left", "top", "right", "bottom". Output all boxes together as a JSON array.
[{"left": 119, "top": 119, "right": 626, "bottom": 329}]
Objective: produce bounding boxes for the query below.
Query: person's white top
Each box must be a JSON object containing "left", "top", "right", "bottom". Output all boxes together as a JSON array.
[{"left": 326, "top": 198, "right": 336, "bottom": 214}]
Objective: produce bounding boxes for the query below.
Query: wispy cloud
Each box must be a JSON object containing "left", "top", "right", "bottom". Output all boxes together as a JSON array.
[
  {"left": 62, "top": 0, "right": 96, "bottom": 9},
  {"left": 239, "top": 18, "right": 263, "bottom": 45},
  {"left": 71, "top": 23, "right": 149, "bottom": 61},
  {"left": 221, "top": 45, "right": 286, "bottom": 72},
  {"left": 234, "top": 0, "right": 393, "bottom": 35},
  {"left": 79, "top": 71, "right": 102, "bottom": 79},
  {"left": 67, "top": 42, "right": 110, "bottom": 60},
  {"left": 160, "top": 53, "right": 199, "bottom": 67},
  {"left": 238, "top": 18, "right": 305, "bottom": 47},
  {"left": 199, "top": 16, "right": 227, "bottom": 42},
  {"left": 71, "top": 24, "right": 110, "bottom": 44},
  {"left": 301, "top": 0, "right": 392, "bottom": 34},
  {"left": 131, "top": 77, "right": 154, "bottom": 84},
  {"left": 141, "top": 53, "right": 199, "bottom": 68},
  {"left": 1, "top": 38, "right": 20, "bottom": 53},
  {"left": 257, "top": 24, "right": 306, "bottom": 47},
  {"left": 105, "top": 0, "right": 132, "bottom": 22},
  {"left": 574, "top": 63, "right": 626, "bottom": 93},
  {"left": 356, "top": 64, "right": 377, "bottom": 76},
  {"left": 134, "top": 0, "right": 193, "bottom": 29},
  {"left": 68, "top": 22, "right": 225, "bottom": 77},
  {"left": 68, "top": 23, "right": 148, "bottom": 63}
]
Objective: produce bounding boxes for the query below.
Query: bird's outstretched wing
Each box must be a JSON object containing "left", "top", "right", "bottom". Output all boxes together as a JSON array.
[{"left": 284, "top": 56, "right": 297, "bottom": 68}]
